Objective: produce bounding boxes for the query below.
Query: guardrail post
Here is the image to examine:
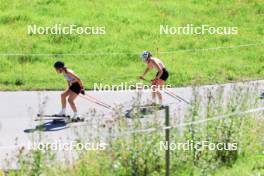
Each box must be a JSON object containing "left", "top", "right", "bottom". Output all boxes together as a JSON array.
[{"left": 165, "top": 106, "right": 170, "bottom": 176}]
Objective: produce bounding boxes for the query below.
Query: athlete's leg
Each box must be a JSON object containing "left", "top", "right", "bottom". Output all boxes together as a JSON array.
[
  {"left": 151, "top": 80, "right": 158, "bottom": 104},
  {"left": 60, "top": 89, "right": 71, "bottom": 114},
  {"left": 151, "top": 85, "right": 157, "bottom": 103},
  {"left": 67, "top": 91, "right": 78, "bottom": 113},
  {"left": 156, "top": 79, "right": 165, "bottom": 104}
]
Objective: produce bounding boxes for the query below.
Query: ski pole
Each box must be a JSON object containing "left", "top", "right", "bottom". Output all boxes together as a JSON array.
[
  {"left": 84, "top": 94, "right": 112, "bottom": 107},
  {"left": 164, "top": 89, "right": 190, "bottom": 105},
  {"left": 138, "top": 77, "right": 191, "bottom": 105},
  {"left": 79, "top": 94, "right": 113, "bottom": 110}
]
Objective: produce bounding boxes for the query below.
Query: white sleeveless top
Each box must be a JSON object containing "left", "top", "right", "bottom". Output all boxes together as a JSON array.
[{"left": 63, "top": 69, "right": 76, "bottom": 82}]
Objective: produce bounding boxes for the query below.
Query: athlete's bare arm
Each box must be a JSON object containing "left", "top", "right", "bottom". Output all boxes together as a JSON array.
[
  {"left": 143, "top": 67, "right": 150, "bottom": 76},
  {"left": 66, "top": 72, "right": 84, "bottom": 88},
  {"left": 139, "top": 64, "right": 152, "bottom": 80}
]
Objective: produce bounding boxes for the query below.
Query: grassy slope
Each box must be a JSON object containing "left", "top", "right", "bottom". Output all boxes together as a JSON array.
[
  {"left": 214, "top": 154, "right": 264, "bottom": 176},
  {"left": 0, "top": 0, "right": 263, "bottom": 90}
]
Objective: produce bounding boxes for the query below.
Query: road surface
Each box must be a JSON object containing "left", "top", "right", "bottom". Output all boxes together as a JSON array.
[{"left": 0, "top": 80, "right": 263, "bottom": 169}]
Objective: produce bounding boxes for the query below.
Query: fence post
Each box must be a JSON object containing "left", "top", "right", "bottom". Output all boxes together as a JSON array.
[{"left": 165, "top": 106, "right": 170, "bottom": 176}]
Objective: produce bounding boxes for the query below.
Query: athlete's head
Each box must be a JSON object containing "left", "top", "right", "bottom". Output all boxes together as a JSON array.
[
  {"left": 141, "top": 51, "right": 152, "bottom": 62},
  {"left": 54, "top": 61, "right": 65, "bottom": 73}
]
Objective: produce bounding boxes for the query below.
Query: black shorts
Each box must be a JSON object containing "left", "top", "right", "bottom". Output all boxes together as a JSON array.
[
  {"left": 156, "top": 68, "right": 169, "bottom": 81},
  {"left": 69, "top": 82, "right": 81, "bottom": 94}
]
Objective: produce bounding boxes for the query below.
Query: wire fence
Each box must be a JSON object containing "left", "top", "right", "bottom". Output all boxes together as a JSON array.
[
  {"left": 112, "top": 106, "right": 264, "bottom": 138},
  {"left": 0, "top": 105, "right": 263, "bottom": 156},
  {"left": 0, "top": 43, "right": 262, "bottom": 56}
]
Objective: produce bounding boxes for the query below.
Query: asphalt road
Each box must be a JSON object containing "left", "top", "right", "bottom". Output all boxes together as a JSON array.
[{"left": 0, "top": 80, "right": 263, "bottom": 169}]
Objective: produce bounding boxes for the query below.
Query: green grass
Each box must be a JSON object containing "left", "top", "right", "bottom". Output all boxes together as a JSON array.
[
  {"left": 0, "top": 48, "right": 264, "bottom": 90},
  {"left": 214, "top": 154, "right": 264, "bottom": 176},
  {"left": 0, "top": 0, "right": 263, "bottom": 90},
  {"left": 1, "top": 1, "right": 263, "bottom": 175}
]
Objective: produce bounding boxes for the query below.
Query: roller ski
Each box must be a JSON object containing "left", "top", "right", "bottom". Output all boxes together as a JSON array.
[
  {"left": 35, "top": 113, "right": 84, "bottom": 124},
  {"left": 125, "top": 103, "right": 165, "bottom": 118}
]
